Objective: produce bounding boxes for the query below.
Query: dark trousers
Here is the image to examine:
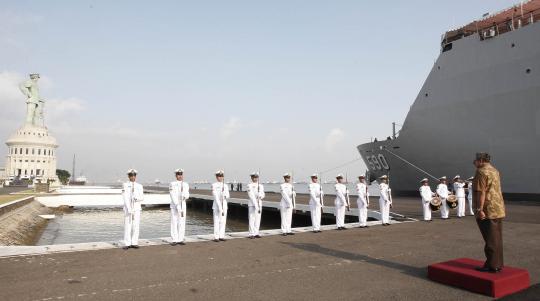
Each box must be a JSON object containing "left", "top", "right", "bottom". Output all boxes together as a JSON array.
[{"left": 476, "top": 218, "right": 504, "bottom": 269}]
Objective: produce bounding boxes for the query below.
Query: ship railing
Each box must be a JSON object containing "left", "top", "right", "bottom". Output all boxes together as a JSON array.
[{"left": 441, "top": 7, "right": 540, "bottom": 48}]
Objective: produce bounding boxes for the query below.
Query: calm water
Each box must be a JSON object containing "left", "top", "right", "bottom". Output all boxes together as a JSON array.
[{"left": 37, "top": 207, "right": 247, "bottom": 245}]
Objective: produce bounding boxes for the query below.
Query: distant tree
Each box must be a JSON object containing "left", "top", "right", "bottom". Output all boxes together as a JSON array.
[{"left": 56, "top": 169, "right": 71, "bottom": 185}]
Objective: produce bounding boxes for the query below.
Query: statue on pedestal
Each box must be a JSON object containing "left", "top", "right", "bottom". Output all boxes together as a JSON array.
[{"left": 19, "top": 73, "right": 45, "bottom": 126}]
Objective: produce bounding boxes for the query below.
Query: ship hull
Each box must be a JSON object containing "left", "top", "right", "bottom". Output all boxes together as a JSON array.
[{"left": 358, "top": 20, "right": 540, "bottom": 200}]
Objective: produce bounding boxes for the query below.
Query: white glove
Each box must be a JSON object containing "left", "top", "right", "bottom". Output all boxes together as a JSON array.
[{"left": 176, "top": 205, "right": 182, "bottom": 212}]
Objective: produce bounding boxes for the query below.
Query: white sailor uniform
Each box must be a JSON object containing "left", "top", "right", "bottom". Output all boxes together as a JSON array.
[
  {"left": 379, "top": 183, "right": 392, "bottom": 224},
  {"left": 356, "top": 182, "right": 369, "bottom": 227},
  {"left": 309, "top": 182, "right": 324, "bottom": 231},
  {"left": 419, "top": 185, "right": 433, "bottom": 221},
  {"left": 169, "top": 180, "right": 190, "bottom": 243},
  {"left": 212, "top": 182, "right": 229, "bottom": 240},
  {"left": 334, "top": 183, "right": 348, "bottom": 228},
  {"left": 280, "top": 182, "right": 295, "bottom": 234},
  {"left": 247, "top": 182, "right": 265, "bottom": 237},
  {"left": 122, "top": 181, "right": 144, "bottom": 246},
  {"left": 437, "top": 183, "right": 450, "bottom": 219},
  {"left": 454, "top": 182, "right": 466, "bottom": 217}
]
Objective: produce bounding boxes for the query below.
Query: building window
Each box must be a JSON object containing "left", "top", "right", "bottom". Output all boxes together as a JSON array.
[
  {"left": 14, "top": 148, "right": 17, "bottom": 155},
  {"left": 20, "top": 148, "right": 22, "bottom": 154},
  {"left": 25, "top": 148, "right": 28, "bottom": 155},
  {"left": 38, "top": 149, "right": 41, "bottom": 155},
  {"left": 32, "top": 148, "right": 35, "bottom": 155}
]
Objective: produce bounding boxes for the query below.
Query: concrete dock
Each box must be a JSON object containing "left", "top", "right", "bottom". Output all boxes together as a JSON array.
[{"left": 0, "top": 194, "right": 538, "bottom": 300}]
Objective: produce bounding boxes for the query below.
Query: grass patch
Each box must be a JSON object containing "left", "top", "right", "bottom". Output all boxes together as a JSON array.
[{"left": 0, "top": 194, "right": 34, "bottom": 205}]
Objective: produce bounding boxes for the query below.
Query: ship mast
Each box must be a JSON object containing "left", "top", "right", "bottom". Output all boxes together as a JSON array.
[{"left": 71, "top": 154, "right": 76, "bottom": 183}]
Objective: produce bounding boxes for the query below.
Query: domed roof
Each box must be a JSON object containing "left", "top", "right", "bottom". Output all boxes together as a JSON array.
[{"left": 5, "top": 124, "right": 58, "bottom": 147}]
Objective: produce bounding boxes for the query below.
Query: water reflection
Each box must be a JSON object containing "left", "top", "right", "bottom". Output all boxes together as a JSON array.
[{"left": 37, "top": 207, "right": 247, "bottom": 245}]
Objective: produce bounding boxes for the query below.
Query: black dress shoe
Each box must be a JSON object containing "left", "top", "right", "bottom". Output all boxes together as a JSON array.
[
  {"left": 170, "top": 242, "right": 177, "bottom": 246},
  {"left": 249, "top": 236, "right": 255, "bottom": 239},
  {"left": 131, "top": 245, "right": 139, "bottom": 249},
  {"left": 475, "top": 267, "right": 490, "bottom": 272},
  {"left": 341, "top": 227, "right": 347, "bottom": 230},
  {"left": 288, "top": 232, "right": 295, "bottom": 235},
  {"left": 178, "top": 241, "right": 186, "bottom": 245},
  {"left": 255, "top": 235, "right": 262, "bottom": 238},
  {"left": 213, "top": 239, "right": 220, "bottom": 242},
  {"left": 317, "top": 230, "right": 322, "bottom": 233},
  {"left": 122, "top": 246, "right": 130, "bottom": 250},
  {"left": 282, "top": 233, "right": 287, "bottom": 236},
  {"left": 219, "top": 238, "right": 226, "bottom": 241}
]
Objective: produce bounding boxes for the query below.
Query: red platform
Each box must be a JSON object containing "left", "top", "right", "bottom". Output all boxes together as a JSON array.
[{"left": 428, "top": 258, "right": 530, "bottom": 298}]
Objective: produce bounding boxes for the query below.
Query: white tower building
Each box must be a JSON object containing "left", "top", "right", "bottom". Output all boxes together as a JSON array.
[{"left": 3, "top": 74, "right": 59, "bottom": 184}]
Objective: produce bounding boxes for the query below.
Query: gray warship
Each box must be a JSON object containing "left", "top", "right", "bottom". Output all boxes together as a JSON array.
[{"left": 357, "top": 1, "right": 540, "bottom": 200}]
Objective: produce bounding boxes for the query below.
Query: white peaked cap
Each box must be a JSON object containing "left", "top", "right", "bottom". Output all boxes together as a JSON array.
[
  {"left": 454, "top": 175, "right": 461, "bottom": 179},
  {"left": 215, "top": 170, "right": 224, "bottom": 175},
  {"left": 439, "top": 176, "right": 447, "bottom": 180},
  {"left": 379, "top": 175, "right": 388, "bottom": 179},
  {"left": 311, "top": 173, "right": 319, "bottom": 178},
  {"left": 127, "top": 169, "right": 138, "bottom": 175},
  {"left": 336, "top": 174, "right": 344, "bottom": 178},
  {"left": 358, "top": 174, "right": 366, "bottom": 178},
  {"left": 283, "top": 173, "right": 291, "bottom": 177},
  {"left": 467, "top": 176, "right": 474, "bottom": 181},
  {"left": 250, "top": 171, "right": 259, "bottom": 177},
  {"left": 420, "top": 178, "right": 428, "bottom": 183},
  {"left": 174, "top": 168, "right": 184, "bottom": 173}
]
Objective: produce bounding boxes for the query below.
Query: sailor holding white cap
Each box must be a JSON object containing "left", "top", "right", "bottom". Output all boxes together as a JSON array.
[
  {"left": 437, "top": 176, "right": 450, "bottom": 219},
  {"left": 280, "top": 173, "right": 296, "bottom": 235},
  {"left": 378, "top": 175, "right": 392, "bottom": 226},
  {"left": 169, "top": 169, "right": 190, "bottom": 245},
  {"left": 356, "top": 175, "right": 369, "bottom": 228},
  {"left": 211, "top": 170, "right": 229, "bottom": 242},
  {"left": 466, "top": 176, "right": 475, "bottom": 215},
  {"left": 419, "top": 178, "right": 434, "bottom": 221},
  {"left": 247, "top": 172, "right": 265, "bottom": 239},
  {"left": 453, "top": 175, "right": 466, "bottom": 218},
  {"left": 308, "top": 174, "right": 324, "bottom": 232},
  {"left": 334, "top": 174, "right": 348, "bottom": 230},
  {"left": 122, "top": 169, "right": 144, "bottom": 249}
]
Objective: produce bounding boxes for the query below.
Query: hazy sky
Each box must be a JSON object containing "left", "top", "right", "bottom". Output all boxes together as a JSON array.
[{"left": 0, "top": 0, "right": 517, "bottom": 183}]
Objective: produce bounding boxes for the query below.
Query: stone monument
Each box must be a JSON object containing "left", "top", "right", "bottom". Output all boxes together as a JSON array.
[{"left": 3, "top": 74, "right": 59, "bottom": 185}]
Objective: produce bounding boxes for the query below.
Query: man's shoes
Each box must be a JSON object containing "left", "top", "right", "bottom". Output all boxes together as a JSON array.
[
  {"left": 219, "top": 238, "right": 226, "bottom": 241},
  {"left": 178, "top": 241, "right": 186, "bottom": 245},
  {"left": 170, "top": 242, "right": 177, "bottom": 246},
  {"left": 249, "top": 236, "right": 255, "bottom": 239},
  {"left": 282, "top": 233, "right": 287, "bottom": 236},
  {"left": 122, "top": 246, "right": 130, "bottom": 250},
  {"left": 475, "top": 266, "right": 502, "bottom": 273},
  {"left": 288, "top": 232, "right": 295, "bottom": 235},
  {"left": 131, "top": 245, "right": 139, "bottom": 249},
  {"left": 255, "top": 235, "right": 262, "bottom": 238},
  {"left": 341, "top": 227, "right": 347, "bottom": 230},
  {"left": 213, "top": 239, "right": 220, "bottom": 242}
]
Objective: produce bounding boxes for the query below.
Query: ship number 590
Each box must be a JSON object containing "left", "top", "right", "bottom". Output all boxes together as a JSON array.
[{"left": 367, "top": 154, "right": 390, "bottom": 170}]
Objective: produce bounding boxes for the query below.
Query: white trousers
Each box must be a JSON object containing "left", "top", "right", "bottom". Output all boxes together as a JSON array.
[
  {"left": 422, "top": 201, "right": 431, "bottom": 221},
  {"left": 170, "top": 208, "right": 186, "bottom": 242},
  {"left": 213, "top": 209, "right": 227, "bottom": 239},
  {"left": 457, "top": 197, "right": 466, "bottom": 217},
  {"left": 124, "top": 210, "right": 141, "bottom": 246},
  {"left": 248, "top": 206, "right": 262, "bottom": 236},
  {"left": 280, "top": 206, "right": 293, "bottom": 233},
  {"left": 357, "top": 201, "right": 368, "bottom": 226},
  {"left": 467, "top": 196, "right": 474, "bottom": 215},
  {"left": 335, "top": 205, "right": 346, "bottom": 227},
  {"left": 310, "top": 205, "right": 322, "bottom": 231},
  {"left": 379, "top": 199, "right": 390, "bottom": 224},
  {"left": 440, "top": 198, "right": 449, "bottom": 218}
]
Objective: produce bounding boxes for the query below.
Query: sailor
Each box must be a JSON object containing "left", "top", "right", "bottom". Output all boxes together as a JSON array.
[
  {"left": 247, "top": 172, "right": 265, "bottom": 239},
  {"left": 378, "top": 175, "right": 392, "bottom": 226},
  {"left": 122, "top": 169, "right": 144, "bottom": 250},
  {"left": 437, "top": 176, "right": 450, "bottom": 219},
  {"left": 453, "top": 175, "right": 466, "bottom": 218},
  {"left": 356, "top": 175, "right": 369, "bottom": 228},
  {"left": 334, "top": 174, "right": 349, "bottom": 230},
  {"left": 211, "top": 170, "right": 229, "bottom": 242},
  {"left": 308, "top": 174, "right": 324, "bottom": 233},
  {"left": 169, "top": 169, "right": 190, "bottom": 245},
  {"left": 280, "top": 173, "right": 296, "bottom": 235},
  {"left": 466, "top": 176, "right": 475, "bottom": 215},
  {"left": 419, "top": 178, "right": 434, "bottom": 222}
]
